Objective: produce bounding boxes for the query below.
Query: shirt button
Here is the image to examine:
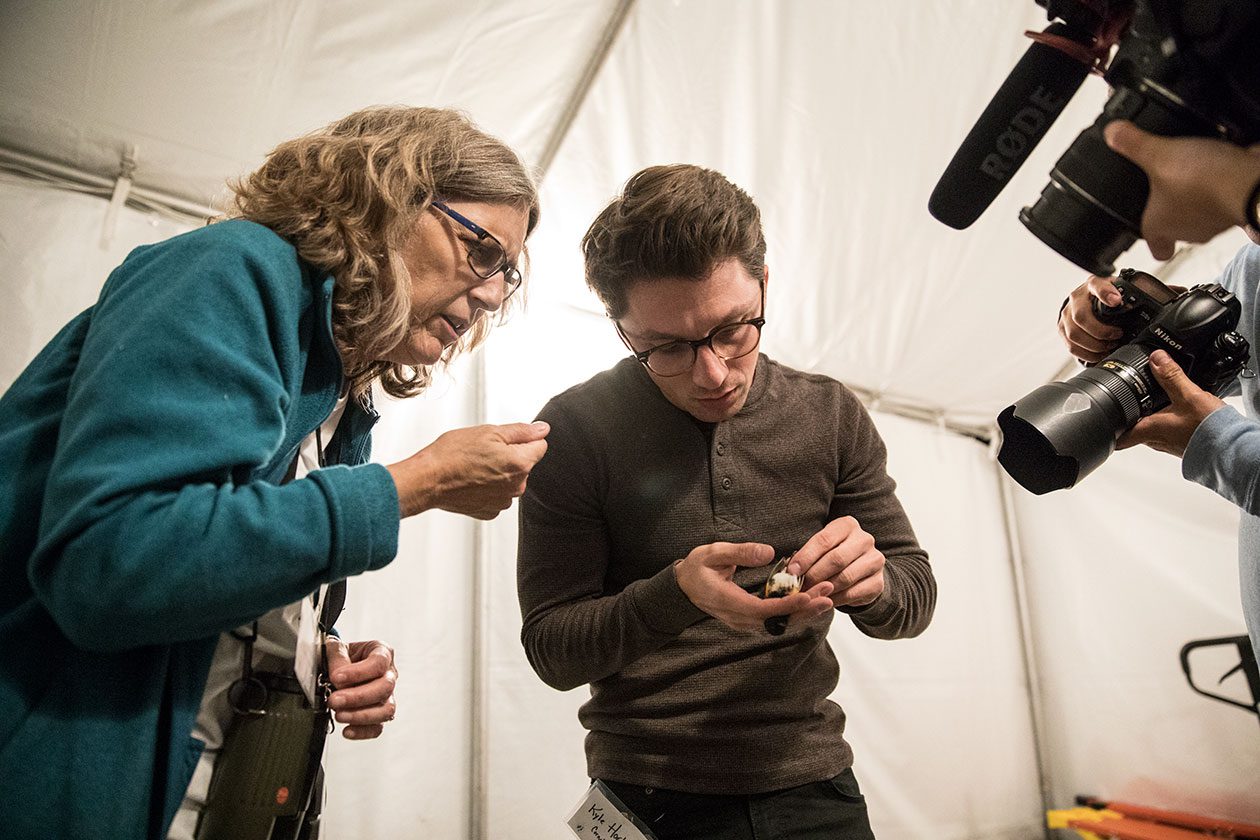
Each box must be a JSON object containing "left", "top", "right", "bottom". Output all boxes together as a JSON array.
[
  {"left": 716, "top": 442, "right": 726, "bottom": 456},
  {"left": 721, "top": 477, "right": 732, "bottom": 490}
]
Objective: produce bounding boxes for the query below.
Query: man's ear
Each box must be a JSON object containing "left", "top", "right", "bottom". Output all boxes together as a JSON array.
[{"left": 763, "top": 264, "right": 770, "bottom": 288}]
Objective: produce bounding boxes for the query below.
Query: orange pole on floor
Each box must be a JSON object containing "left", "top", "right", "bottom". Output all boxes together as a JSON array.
[
  {"left": 1066, "top": 816, "right": 1240, "bottom": 840},
  {"left": 1076, "top": 797, "right": 1260, "bottom": 839}
]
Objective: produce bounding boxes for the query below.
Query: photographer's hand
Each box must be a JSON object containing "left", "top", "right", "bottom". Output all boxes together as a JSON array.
[
  {"left": 1058, "top": 276, "right": 1125, "bottom": 363},
  {"left": 1058, "top": 275, "right": 1189, "bottom": 365},
  {"left": 1104, "top": 121, "right": 1260, "bottom": 260},
  {"left": 326, "top": 638, "right": 398, "bottom": 740},
  {"left": 790, "top": 516, "right": 886, "bottom": 610},
  {"left": 1117, "top": 350, "right": 1225, "bottom": 457},
  {"left": 673, "top": 542, "right": 833, "bottom": 632}
]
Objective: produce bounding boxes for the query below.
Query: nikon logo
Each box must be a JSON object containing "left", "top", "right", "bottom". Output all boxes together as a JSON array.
[
  {"left": 980, "top": 86, "right": 1068, "bottom": 180},
  {"left": 1151, "top": 326, "right": 1184, "bottom": 350}
]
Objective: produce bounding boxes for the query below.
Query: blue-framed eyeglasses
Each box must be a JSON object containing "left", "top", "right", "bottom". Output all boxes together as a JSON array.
[
  {"left": 432, "top": 201, "right": 523, "bottom": 300},
  {"left": 616, "top": 282, "right": 766, "bottom": 377}
]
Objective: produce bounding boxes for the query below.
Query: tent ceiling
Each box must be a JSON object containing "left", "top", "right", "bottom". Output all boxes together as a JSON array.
[
  {"left": 1, "top": 0, "right": 1251, "bottom": 427},
  {"left": 0, "top": 0, "right": 616, "bottom": 205}
]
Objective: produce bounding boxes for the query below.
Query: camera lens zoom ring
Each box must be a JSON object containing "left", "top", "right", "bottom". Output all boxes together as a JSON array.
[{"left": 1077, "top": 360, "right": 1145, "bottom": 426}]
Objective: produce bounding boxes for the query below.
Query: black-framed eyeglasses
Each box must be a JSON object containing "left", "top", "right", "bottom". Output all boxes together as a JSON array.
[
  {"left": 616, "top": 283, "right": 766, "bottom": 377},
  {"left": 432, "top": 201, "right": 523, "bottom": 300}
]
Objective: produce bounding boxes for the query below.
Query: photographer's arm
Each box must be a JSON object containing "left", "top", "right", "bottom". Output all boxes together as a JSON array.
[
  {"left": 1181, "top": 401, "right": 1260, "bottom": 516},
  {"left": 1180, "top": 246, "right": 1260, "bottom": 514}
]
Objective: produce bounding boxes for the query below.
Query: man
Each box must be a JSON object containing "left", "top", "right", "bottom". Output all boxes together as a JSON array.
[
  {"left": 517, "top": 164, "right": 935, "bottom": 839},
  {"left": 1060, "top": 122, "right": 1260, "bottom": 665}
]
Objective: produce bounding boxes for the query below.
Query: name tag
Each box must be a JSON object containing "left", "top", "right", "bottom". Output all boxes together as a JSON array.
[{"left": 566, "top": 781, "right": 658, "bottom": 840}]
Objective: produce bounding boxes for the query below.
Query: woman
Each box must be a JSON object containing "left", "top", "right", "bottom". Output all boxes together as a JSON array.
[{"left": 0, "top": 106, "right": 547, "bottom": 840}]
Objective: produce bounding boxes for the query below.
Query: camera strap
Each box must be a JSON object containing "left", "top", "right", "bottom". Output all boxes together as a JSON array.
[
  {"left": 293, "top": 426, "right": 346, "bottom": 708},
  {"left": 309, "top": 424, "right": 347, "bottom": 635},
  {"left": 225, "top": 622, "right": 265, "bottom": 716}
]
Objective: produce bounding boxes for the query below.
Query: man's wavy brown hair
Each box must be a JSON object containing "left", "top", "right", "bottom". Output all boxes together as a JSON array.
[
  {"left": 229, "top": 106, "right": 539, "bottom": 400},
  {"left": 581, "top": 164, "right": 765, "bottom": 320}
]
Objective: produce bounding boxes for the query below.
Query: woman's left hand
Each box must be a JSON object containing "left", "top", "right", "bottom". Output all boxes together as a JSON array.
[{"left": 325, "top": 638, "right": 398, "bottom": 740}]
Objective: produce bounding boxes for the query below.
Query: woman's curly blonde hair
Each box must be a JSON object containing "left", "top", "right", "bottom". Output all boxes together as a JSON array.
[{"left": 229, "top": 106, "right": 539, "bottom": 400}]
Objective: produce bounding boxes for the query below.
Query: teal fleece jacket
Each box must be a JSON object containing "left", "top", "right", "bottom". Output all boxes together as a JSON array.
[{"left": 0, "top": 220, "right": 400, "bottom": 839}]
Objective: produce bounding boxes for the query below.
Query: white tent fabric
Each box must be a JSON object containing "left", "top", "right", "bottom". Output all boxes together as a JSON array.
[
  {"left": 0, "top": 0, "right": 616, "bottom": 207},
  {"left": 3, "top": 2, "right": 1259, "bottom": 838}
]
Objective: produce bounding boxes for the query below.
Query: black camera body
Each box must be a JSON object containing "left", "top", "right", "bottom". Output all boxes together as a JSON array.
[
  {"left": 1095, "top": 268, "right": 1249, "bottom": 406},
  {"left": 1022, "top": 0, "right": 1260, "bottom": 275},
  {"left": 997, "top": 269, "right": 1249, "bottom": 494}
]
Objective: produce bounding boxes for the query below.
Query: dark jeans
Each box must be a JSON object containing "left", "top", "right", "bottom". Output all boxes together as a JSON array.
[{"left": 600, "top": 768, "right": 876, "bottom": 840}]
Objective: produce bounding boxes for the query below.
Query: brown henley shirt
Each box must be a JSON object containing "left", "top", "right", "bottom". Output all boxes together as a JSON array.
[{"left": 517, "top": 354, "right": 934, "bottom": 794}]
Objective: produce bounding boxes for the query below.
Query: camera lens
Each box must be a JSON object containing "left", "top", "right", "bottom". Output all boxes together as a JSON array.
[
  {"left": 1020, "top": 82, "right": 1220, "bottom": 276},
  {"left": 997, "top": 344, "right": 1164, "bottom": 494},
  {"left": 1018, "top": 155, "right": 1141, "bottom": 277}
]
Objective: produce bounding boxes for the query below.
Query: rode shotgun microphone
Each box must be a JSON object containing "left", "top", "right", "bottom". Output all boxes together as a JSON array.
[{"left": 928, "top": 23, "right": 1095, "bottom": 229}]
